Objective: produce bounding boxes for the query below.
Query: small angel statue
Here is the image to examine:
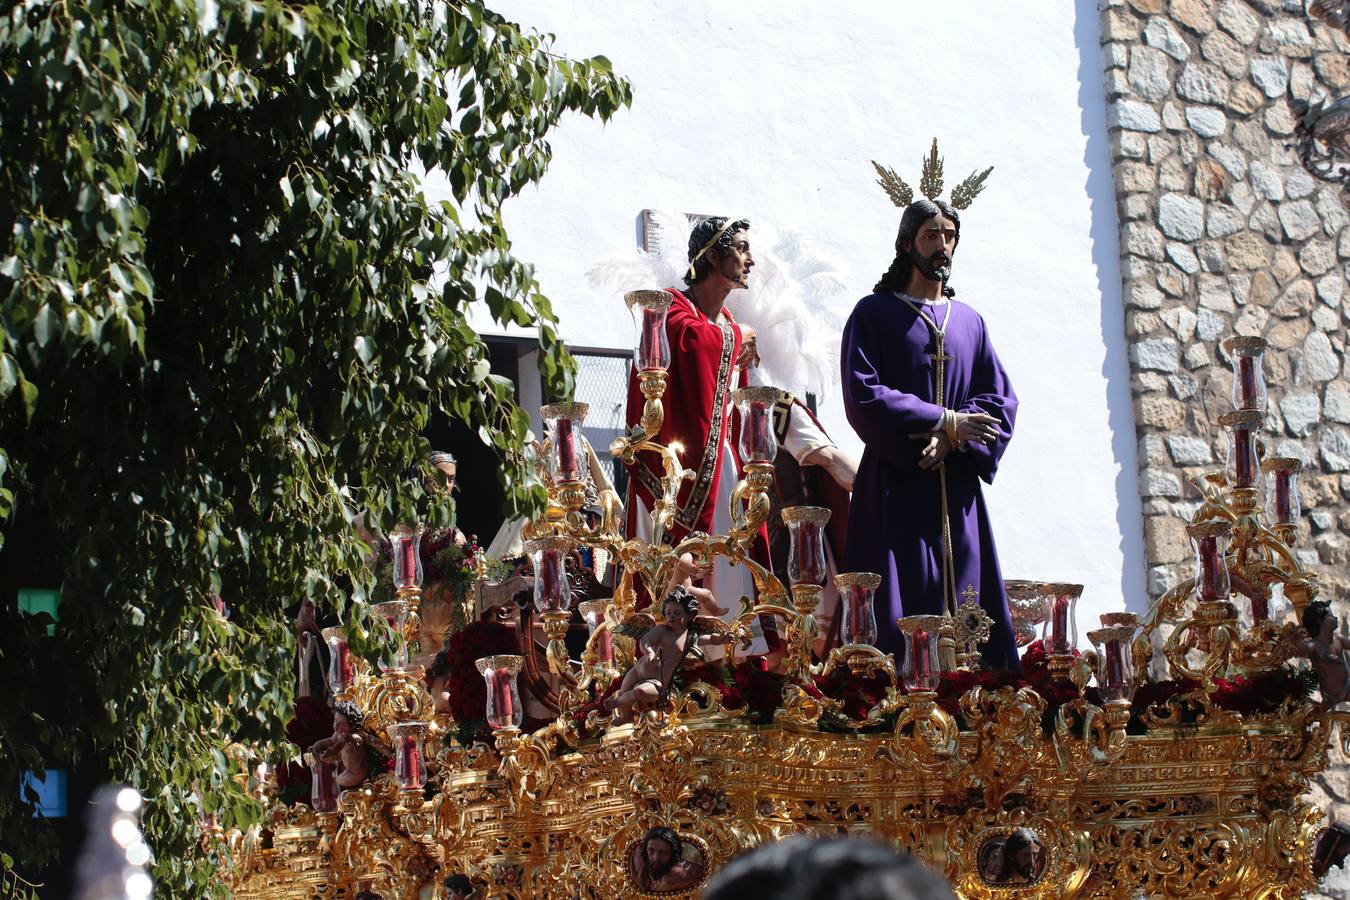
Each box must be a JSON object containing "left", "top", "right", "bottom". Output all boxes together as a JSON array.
[
  {"left": 1300, "top": 600, "right": 1350, "bottom": 706},
  {"left": 603, "top": 586, "right": 747, "bottom": 725}
]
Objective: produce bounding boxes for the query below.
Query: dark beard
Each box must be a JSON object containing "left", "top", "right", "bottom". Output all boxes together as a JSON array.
[
  {"left": 910, "top": 246, "right": 951, "bottom": 283},
  {"left": 646, "top": 853, "right": 673, "bottom": 879}
]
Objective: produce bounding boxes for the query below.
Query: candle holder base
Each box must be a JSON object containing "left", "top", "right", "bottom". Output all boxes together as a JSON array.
[{"left": 1047, "top": 653, "right": 1075, "bottom": 680}]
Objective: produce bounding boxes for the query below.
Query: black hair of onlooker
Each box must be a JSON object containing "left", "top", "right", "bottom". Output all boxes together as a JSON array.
[{"left": 702, "top": 835, "right": 956, "bottom": 900}]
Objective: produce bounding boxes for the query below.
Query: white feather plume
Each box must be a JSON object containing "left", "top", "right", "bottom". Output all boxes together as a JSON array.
[{"left": 585, "top": 211, "right": 849, "bottom": 404}]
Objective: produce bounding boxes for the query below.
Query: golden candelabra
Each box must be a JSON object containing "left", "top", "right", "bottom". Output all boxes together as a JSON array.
[{"left": 218, "top": 318, "right": 1349, "bottom": 899}]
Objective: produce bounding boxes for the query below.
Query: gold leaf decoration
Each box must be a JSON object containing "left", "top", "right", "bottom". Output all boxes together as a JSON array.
[
  {"left": 871, "top": 159, "right": 913, "bottom": 208},
  {"left": 919, "top": 138, "right": 944, "bottom": 200},
  {"left": 950, "top": 166, "right": 994, "bottom": 210}
]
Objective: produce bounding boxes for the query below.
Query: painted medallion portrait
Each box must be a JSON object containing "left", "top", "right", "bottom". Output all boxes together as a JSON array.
[
  {"left": 977, "top": 827, "right": 1047, "bottom": 888},
  {"left": 626, "top": 827, "right": 709, "bottom": 895}
]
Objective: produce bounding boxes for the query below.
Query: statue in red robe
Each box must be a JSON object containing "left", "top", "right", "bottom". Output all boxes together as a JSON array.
[{"left": 623, "top": 217, "right": 777, "bottom": 654}]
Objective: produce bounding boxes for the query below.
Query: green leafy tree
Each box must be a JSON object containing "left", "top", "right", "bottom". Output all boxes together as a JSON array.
[{"left": 0, "top": 0, "right": 629, "bottom": 891}]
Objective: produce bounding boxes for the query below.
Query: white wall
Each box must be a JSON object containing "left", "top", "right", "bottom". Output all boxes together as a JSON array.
[{"left": 451, "top": 0, "right": 1148, "bottom": 641}]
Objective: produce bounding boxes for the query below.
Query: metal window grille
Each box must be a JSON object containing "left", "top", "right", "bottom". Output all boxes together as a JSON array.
[{"left": 572, "top": 351, "right": 631, "bottom": 499}]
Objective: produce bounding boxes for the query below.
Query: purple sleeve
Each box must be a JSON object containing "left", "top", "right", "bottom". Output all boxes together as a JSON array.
[
  {"left": 842, "top": 304, "right": 945, "bottom": 463},
  {"left": 956, "top": 315, "right": 1018, "bottom": 483}
]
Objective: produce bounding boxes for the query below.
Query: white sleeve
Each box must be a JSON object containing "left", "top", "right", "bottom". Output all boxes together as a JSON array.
[{"left": 782, "top": 404, "right": 834, "bottom": 464}]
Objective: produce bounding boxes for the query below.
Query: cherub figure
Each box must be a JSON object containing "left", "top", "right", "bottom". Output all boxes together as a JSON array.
[
  {"left": 308, "top": 701, "right": 390, "bottom": 789},
  {"left": 1300, "top": 600, "right": 1350, "bottom": 706},
  {"left": 667, "top": 552, "right": 728, "bottom": 617},
  {"left": 604, "top": 587, "right": 746, "bottom": 725}
]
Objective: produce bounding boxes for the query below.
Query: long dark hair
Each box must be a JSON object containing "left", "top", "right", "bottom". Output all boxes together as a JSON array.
[
  {"left": 685, "top": 217, "right": 750, "bottom": 286},
  {"left": 873, "top": 199, "right": 961, "bottom": 297},
  {"left": 643, "top": 825, "right": 683, "bottom": 861},
  {"left": 997, "top": 828, "right": 1040, "bottom": 881}
]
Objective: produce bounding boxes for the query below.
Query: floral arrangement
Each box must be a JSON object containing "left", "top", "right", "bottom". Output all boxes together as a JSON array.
[
  {"left": 441, "top": 621, "right": 522, "bottom": 746},
  {"left": 371, "top": 529, "right": 513, "bottom": 605},
  {"left": 518, "top": 637, "right": 1318, "bottom": 745},
  {"left": 1128, "top": 665, "right": 1316, "bottom": 732}
]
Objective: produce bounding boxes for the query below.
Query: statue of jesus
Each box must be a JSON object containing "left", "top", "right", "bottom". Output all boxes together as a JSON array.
[{"left": 840, "top": 197, "right": 1019, "bottom": 668}]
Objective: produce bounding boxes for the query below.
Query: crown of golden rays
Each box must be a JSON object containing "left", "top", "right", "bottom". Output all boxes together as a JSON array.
[{"left": 872, "top": 138, "right": 993, "bottom": 210}]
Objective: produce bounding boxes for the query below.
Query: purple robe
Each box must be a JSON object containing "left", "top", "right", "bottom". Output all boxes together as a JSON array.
[{"left": 840, "top": 293, "right": 1019, "bottom": 669}]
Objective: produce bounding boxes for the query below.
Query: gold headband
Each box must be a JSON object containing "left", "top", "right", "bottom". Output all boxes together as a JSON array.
[{"left": 686, "top": 218, "right": 739, "bottom": 280}]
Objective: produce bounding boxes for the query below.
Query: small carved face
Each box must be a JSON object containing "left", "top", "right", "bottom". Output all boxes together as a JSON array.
[
  {"left": 333, "top": 713, "right": 353, "bottom": 735},
  {"left": 1321, "top": 613, "right": 1339, "bottom": 641},
  {"left": 662, "top": 600, "right": 690, "bottom": 632}
]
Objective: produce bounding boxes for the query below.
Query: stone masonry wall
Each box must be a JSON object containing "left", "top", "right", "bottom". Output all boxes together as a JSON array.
[{"left": 1099, "top": 0, "right": 1350, "bottom": 890}]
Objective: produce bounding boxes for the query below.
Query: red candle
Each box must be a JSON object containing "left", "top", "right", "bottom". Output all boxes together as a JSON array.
[
  {"left": 1233, "top": 426, "right": 1254, "bottom": 487},
  {"left": 490, "top": 668, "right": 514, "bottom": 728},
  {"left": 1052, "top": 596, "right": 1069, "bottom": 652},
  {"left": 913, "top": 629, "right": 931, "bottom": 681},
  {"left": 1238, "top": 356, "right": 1258, "bottom": 410},
  {"left": 397, "top": 736, "right": 423, "bottom": 787},
  {"left": 398, "top": 536, "right": 418, "bottom": 589},
  {"left": 555, "top": 418, "right": 578, "bottom": 481},
  {"left": 311, "top": 762, "right": 336, "bottom": 811},
  {"left": 639, "top": 313, "right": 667, "bottom": 371},
  {"left": 1198, "top": 535, "right": 1226, "bottom": 601},
  {"left": 334, "top": 640, "right": 351, "bottom": 690},
  {"left": 538, "top": 550, "right": 563, "bottom": 611},
  {"left": 1104, "top": 641, "right": 1125, "bottom": 690},
  {"left": 596, "top": 628, "right": 614, "bottom": 665},
  {"left": 797, "top": 525, "right": 825, "bottom": 585},
  {"left": 748, "top": 401, "right": 769, "bottom": 461},
  {"left": 849, "top": 587, "right": 866, "bottom": 637},
  {"left": 1274, "top": 471, "right": 1293, "bottom": 522}
]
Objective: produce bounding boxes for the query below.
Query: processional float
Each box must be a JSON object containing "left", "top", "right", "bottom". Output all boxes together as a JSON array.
[{"left": 219, "top": 291, "right": 1349, "bottom": 898}]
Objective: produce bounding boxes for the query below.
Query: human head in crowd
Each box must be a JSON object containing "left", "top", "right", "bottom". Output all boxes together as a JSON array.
[{"left": 702, "top": 835, "right": 956, "bottom": 900}]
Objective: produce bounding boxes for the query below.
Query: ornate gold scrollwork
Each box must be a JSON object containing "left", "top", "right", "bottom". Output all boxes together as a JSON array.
[{"left": 877, "top": 690, "right": 960, "bottom": 776}]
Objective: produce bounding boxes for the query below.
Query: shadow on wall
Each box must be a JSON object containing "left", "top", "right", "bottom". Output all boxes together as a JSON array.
[{"left": 1073, "top": 0, "right": 1150, "bottom": 613}]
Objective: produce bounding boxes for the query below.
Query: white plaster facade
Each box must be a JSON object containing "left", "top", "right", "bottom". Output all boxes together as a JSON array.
[{"left": 439, "top": 1, "right": 1146, "bottom": 640}]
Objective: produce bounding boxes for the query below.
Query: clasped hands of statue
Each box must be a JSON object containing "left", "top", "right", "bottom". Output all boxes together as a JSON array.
[{"left": 913, "top": 411, "right": 1000, "bottom": 471}]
